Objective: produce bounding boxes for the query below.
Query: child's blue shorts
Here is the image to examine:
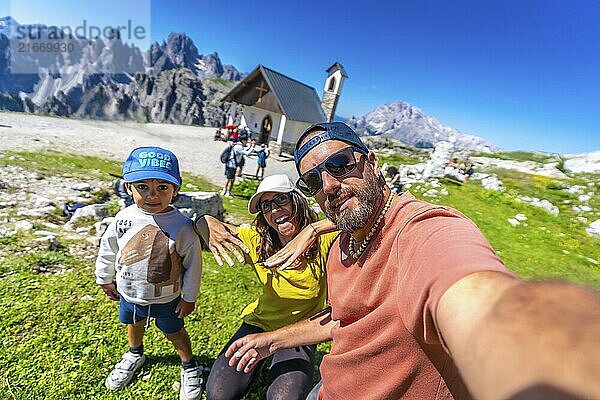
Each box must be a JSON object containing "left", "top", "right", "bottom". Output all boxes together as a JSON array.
[{"left": 119, "top": 295, "right": 184, "bottom": 334}]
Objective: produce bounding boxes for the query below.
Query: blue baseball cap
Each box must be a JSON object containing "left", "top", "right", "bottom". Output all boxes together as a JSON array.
[
  {"left": 294, "top": 122, "right": 369, "bottom": 172},
  {"left": 122, "top": 146, "right": 182, "bottom": 187}
]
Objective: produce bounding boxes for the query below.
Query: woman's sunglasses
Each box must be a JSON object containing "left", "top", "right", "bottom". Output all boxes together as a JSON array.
[
  {"left": 260, "top": 192, "right": 292, "bottom": 213},
  {"left": 296, "top": 146, "right": 367, "bottom": 196}
]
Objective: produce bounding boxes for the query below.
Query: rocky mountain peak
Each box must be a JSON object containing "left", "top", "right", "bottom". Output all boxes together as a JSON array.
[
  {"left": 165, "top": 32, "right": 201, "bottom": 72},
  {"left": 348, "top": 100, "right": 499, "bottom": 152},
  {"left": 147, "top": 32, "right": 242, "bottom": 80}
]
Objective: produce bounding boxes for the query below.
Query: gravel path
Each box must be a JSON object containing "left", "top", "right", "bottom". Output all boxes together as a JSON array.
[{"left": 0, "top": 112, "right": 299, "bottom": 185}]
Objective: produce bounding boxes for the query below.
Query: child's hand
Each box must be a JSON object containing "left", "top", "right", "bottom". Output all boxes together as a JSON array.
[
  {"left": 100, "top": 282, "right": 119, "bottom": 301},
  {"left": 176, "top": 299, "right": 195, "bottom": 318}
]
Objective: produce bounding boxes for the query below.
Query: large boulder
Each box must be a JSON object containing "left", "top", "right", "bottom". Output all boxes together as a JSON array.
[
  {"left": 586, "top": 219, "right": 600, "bottom": 237},
  {"left": 173, "top": 191, "right": 224, "bottom": 220},
  {"left": 422, "top": 141, "right": 453, "bottom": 179},
  {"left": 563, "top": 151, "right": 600, "bottom": 174}
]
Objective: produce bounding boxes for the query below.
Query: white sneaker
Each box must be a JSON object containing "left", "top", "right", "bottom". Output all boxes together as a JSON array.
[
  {"left": 220, "top": 188, "right": 227, "bottom": 195},
  {"left": 180, "top": 365, "right": 204, "bottom": 400},
  {"left": 105, "top": 351, "right": 146, "bottom": 390},
  {"left": 224, "top": 192, "right": 233, "bottom": 199}
]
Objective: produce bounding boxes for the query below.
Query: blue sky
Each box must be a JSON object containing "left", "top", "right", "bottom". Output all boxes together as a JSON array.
[{"left": 3, "top": 0, "right": 600, "bottom": 154}]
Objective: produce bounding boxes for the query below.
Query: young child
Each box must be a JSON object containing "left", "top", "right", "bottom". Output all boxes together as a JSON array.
[
  {"left": 95, "top": 146, "right": 203, "bottom": 400},
  {"left": 255, "top": 143, "right": 270, "bottom": 180}
]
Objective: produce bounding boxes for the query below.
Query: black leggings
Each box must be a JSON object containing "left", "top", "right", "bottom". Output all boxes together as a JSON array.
[{"left": 206, "top": 323, "right": 316, "bottom": 400}]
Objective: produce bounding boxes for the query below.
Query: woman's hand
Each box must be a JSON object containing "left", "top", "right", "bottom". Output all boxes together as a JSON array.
[
  {"left": 195, "top": 215, "right": 249, "bottom": 267},
  {"left": 264, "top": 223, "right": 318, "bottom": 270}
]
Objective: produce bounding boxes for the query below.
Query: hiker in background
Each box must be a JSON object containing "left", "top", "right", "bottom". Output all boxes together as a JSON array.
[
  {"left": 95, "top": 147, "right": 204, "bottom": 400},
  {"left": 386, "top": 165, "right": 402, "bottom": 194},
  {"left": 221, "top": 129, "right": 230, "bottom": 142},
  {"left": 245, "top": 138, "right": 258, "bottom": 157},
  {"left": 243, "top": 126, "right": 253, "bottom": 141},
  {"left": 444, "top": 157, "right": 466, "bottom": 183},
  {"left": 193, "top": 175, "right": 338, "bottom": 400},
  {"left": 214, "top": 128, "right": 223, "bottom": 141},
  {"left": 220, "top": 136, "right": 251, "bottom": 198},
  {"left": 255, "top": 144, "right": 270, "bottom": 180},
  {"left": 225, "top": 122, "right": 600, "bottom": 400},
  {"left": 448, "top": 157, "right": 459, "bottom": 169},
  {"left": 235, "top": 135, "right": 253, "bottom": 179},
  {"left": 461, "top": 162, "right": 474, "bottom": 180}
]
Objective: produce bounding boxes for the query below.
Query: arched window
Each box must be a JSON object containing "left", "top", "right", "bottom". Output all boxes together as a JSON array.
[
  {"left": 262, "top": 115, "right": 272, "bottom": 134},
  {"left": 328, "top": 77, "right": 336, "bottom": 92},
  {"left": 259, "top": 115, "right": 273, "bottom": 144}
]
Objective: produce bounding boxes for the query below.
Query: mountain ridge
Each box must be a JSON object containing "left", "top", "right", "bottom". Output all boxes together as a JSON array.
[
  {"left": 0, "top": 16, "right": 243, "bottom": 126},
  {"left": 0, "top": 15, "right": 505, "bottom": 152},
  {"left": 348, "top": 101, "right": 499, "bottom": 152}
]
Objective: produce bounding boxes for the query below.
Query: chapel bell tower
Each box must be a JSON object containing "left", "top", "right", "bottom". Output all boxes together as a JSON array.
[{"left": 321, "top": 62, "right": 348, "bottom": 122}]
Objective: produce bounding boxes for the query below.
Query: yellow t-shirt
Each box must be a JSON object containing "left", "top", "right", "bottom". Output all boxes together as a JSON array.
[{"left": 236, "top": 226, "right": 339, "bottom": 331}]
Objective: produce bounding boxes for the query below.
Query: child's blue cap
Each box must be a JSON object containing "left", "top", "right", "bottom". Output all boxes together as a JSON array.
[{"left": 122, "top": 146, "right": 181, "bottom": 187}]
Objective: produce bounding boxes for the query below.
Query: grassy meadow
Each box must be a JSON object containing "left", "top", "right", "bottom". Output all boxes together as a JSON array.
[{"left": 0, "top": 149, "right": 599, "bottom": 399}]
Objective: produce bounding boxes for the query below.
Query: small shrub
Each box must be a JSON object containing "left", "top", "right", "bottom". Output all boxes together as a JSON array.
[
  {"left": 0, "top": 235, "right": 21, "bottom": 246},
  {"left": 70, "top": 216, "right": 98, "bottom": 229},
  {"left": 105, "top": 200, "right": 121, "bottom": 216},
  {"left": 546, "top": 181, "right": 567, "bottom": 190},
  {"left": 88, "top": 187, "right": 112, "bottom": 204}
]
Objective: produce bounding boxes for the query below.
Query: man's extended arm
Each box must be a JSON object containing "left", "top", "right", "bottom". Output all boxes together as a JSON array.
[
  {"left": 225, "top": 307, "right": 337, "bottom": 373},
  {"left": 437, "top": 271, "right": 600, "bottom": 399}
]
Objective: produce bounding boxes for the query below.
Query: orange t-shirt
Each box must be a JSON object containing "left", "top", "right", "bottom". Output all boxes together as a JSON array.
[{"left": 319, "top": 192, "right": 513, "bottom": 400}]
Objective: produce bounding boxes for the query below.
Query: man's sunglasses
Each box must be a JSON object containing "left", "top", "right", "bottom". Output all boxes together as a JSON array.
[
  {"left": 296, "top": 146, "right": 367, "bottom": 196},
  {"left": 260, "top": 192, "right": 292, "bottom": 213}
]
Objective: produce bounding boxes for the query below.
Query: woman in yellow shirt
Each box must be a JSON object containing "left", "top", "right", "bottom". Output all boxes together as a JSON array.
[{"left": 194, "top": 174, "right": 337, "bottom": 400}]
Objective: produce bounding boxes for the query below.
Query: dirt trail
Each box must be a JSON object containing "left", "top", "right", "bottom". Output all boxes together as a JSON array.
[{"left": 0, "top": 112, "right": 299, "bottom": 185}]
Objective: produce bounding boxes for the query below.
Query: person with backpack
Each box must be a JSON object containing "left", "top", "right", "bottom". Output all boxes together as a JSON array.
[
  {"left": 255, "top": 144, "right": 270, "bottom": 180},
  {"left": 220, "top": 136, "right": 251, "bottom": 198}
]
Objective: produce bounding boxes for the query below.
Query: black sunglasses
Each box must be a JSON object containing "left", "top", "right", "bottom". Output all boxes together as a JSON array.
[
  {"left": 296, "top": 146, "right": 367, "bottom": 196},
  {"left": 260, "top": 192, "right": 292, "bottom": 213}
]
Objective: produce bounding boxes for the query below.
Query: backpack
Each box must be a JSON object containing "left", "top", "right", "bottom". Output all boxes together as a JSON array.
[
  {"left": 257, "top": 150, "right": 266, "bottom": 165},
  {"left": 220, "top": 145, "right": 232, "bottom": 163}
]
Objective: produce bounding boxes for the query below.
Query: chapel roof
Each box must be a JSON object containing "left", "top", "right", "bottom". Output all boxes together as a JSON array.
[{"left": 222, "top": 65, "right": 326, "bottom": 123}]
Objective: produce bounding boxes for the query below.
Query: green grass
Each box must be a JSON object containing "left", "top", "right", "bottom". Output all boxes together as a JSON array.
[
  {"left": 410, "top": 175, "right": 600, "bottom": 289},
  {"left": 0, "top": 150, "right": 599, "bottom": 398},
  {"left": 471, "top": 150, "right": 562, "bottom": 164},
  {"left": 376, "top": 151, "right": 425, "bottom": 166},
  {"left": 0, "top": 150, "right": 318, "bottom": 399},
  {"left": 207, "top": 77, "right": 237, "bottom": 88}
]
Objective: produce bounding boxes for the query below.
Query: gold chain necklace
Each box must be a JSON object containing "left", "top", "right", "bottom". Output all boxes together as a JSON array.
[{"left": 348, "top": 193, "right": 395, "bottom": 260}]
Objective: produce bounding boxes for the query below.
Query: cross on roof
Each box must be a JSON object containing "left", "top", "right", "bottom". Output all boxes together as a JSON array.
[{"left": 255, "top": 80, "right": 268, "bottom": 103}]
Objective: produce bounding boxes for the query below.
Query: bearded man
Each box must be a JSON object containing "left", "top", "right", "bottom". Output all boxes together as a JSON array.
[{"left": 220, "top": 122, "right": 600, "bottom": 400}]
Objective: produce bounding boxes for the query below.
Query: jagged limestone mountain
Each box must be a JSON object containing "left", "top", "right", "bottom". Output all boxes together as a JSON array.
[
  {"left": 0, "top": 17, "right": 243, "bottom": 126},
  {"left": 36, "top": 69, "right": 236, "bottom": 126}
]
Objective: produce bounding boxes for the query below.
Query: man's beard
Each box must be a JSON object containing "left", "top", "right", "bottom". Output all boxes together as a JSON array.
[{"left": 323, "top": 169, "right": 382, "bottom": 232}]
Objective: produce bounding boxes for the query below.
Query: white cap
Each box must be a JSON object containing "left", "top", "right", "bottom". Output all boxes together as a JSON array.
[{"left": 248, "top": 174, "right": 302, "bottom": 214}]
